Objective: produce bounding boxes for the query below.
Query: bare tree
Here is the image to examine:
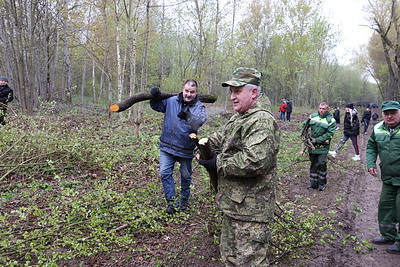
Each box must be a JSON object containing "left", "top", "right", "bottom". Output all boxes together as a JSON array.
[{"left": 368, "top": 0, "right": 400, "bottom": 99}]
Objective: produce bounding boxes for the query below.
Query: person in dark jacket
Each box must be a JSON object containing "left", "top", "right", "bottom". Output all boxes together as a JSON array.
[
  {"left": 366, "top": 100, "right": 400, "bottom": 254},
  {"left": 329, "top": 103, "right": 360, "bottom": 161},
  {"left": 150, "top": 79, "right": 207, "bottom": 214},
  {"left": 285, "top": 99, "right": 293, "bottom": 121},
  {"left": 372, "top": 111, "right": 379, "bottom": 125},
  {"left": 361, "top": 107, "right": 372, "bottom": 134},
  {"left": 0, "top": 77, "right": 14, "bottom": 125},
  {"left": 333, "top": 107, "right": 340, "bottom": 130}
]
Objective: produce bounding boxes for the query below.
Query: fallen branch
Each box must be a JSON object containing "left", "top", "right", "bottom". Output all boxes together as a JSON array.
[
  {"left": 0, "top": 151, "right": 58, "bottom": 181},
  {"left": 0, "top": 133, "right": 26, "bottom": 159},
  {"left": 109, "top": 92, "right": 218, "bottom": 112}
]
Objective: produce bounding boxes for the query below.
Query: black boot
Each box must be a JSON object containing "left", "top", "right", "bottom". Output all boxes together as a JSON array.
[
  {"left": 386, "top": 244, "right": 400, "bottom": 254},
  {"left": 165, "top": 204, "right": 176, "bottom": 214}
]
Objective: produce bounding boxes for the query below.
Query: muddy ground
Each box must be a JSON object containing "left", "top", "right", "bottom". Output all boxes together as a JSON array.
[
  {"left": 58, "top": 110, "right": 399, "bottom": 267},
  {"left": 279, "top": 114, "right": 399, "bottom": 267}
]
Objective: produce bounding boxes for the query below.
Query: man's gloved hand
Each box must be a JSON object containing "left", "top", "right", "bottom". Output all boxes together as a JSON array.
[
  {"left": 150, "top": 87, "right": 161, "bottom": 98},
  {"left": 177, "top": 110, "right": 188, "bottom": 120},
  {"left": 198, "top": 152, "right": 217, "bottom": 173},
  {"left": 310, "top": 137, "right": 317, "bottom": 144},
  {"left": 177, "top": 105, "right": 190, "bottom": 120}
]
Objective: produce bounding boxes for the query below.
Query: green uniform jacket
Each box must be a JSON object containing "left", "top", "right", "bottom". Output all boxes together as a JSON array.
[
  {"left": 366, "top": 121, "right": 400, "bottom": 186},
  {"left": 303, "top": 112, "right": 336, "bottom": 154},
  {"left": 208, "top": 100, "right": 280, "bottom": 222}
]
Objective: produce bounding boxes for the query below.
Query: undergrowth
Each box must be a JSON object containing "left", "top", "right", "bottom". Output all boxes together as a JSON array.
[{"left": 0, "top": 103, "right": 370, "bottom": 266}]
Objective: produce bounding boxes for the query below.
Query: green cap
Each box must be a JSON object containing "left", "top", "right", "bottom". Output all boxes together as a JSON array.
[
  {"left": 222, "top": 67, "right": 262, "bottom": 87},
  {"left": 381, "top": 100, "right": 400, "bottom": 111}
]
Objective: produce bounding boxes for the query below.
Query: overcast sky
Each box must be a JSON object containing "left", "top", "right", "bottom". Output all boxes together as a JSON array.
[{"left": 322, "top": 0, "right": 373, "bottom": 65}]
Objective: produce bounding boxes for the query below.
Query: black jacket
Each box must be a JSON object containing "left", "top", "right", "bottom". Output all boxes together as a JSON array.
[
  {"left": 286, "top": 101, "right": 292, "bottom": 113},
  {"left": 343, "top": 110, "right": 360, "bottom": 136},
  {"left": 333, "top": 109, "right": 340, "bottom": 124},
  {"left": 361, "top": 109, "right": 371, "bottom": 122},
  {"left": 0, "top": 84, "right": 13, "bottom": 109}
]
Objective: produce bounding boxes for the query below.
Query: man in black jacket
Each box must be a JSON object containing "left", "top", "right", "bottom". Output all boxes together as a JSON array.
[
  {"left": 286, "top": 99, "right": 293, "bottom": 121},
  {"left": 333, "top": 107, "right": 340, "bottom": 130},
  {"left": 0, "top": 77, "right": 14, "bottom": 125},
  {"left": 361, "top": 107, "right": 372, "bottom": 134}
]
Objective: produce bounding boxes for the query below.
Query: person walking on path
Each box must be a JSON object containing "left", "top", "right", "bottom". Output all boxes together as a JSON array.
[
  {"left": 150, "top": 79, "right": 207, "bottom": 214},
  {"left": 197, "top": 67, "right": 280, "bottom": 266},
  {"left": 286, "top": 99, "right": 293, "bottom": 122},
  {"left": 366, "top": 100, "right": 400, "bottom": 254},
  {"left": 333, "top": 107, "right": 340, "bottom": 130},
  {"left": 329, "top": 103, "right": 361, "bottom": 161},
  {"left": 361, "top": 107, "right": 372, "bottom": 134},
  {"left": 279, "top": 99, "right": 287, "bottom": 121},
  {"left": 372, "top": 111, "right": 379, "bottom": 125},
  {"left": 302, "top": 102, "right": 336, "bottom": 191},
  {"left": 0, "top": 77, "right": 14, "bottom": 125}
]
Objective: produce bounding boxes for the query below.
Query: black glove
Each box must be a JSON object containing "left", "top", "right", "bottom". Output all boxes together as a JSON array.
[
  {"left": 177, "top": 110, "right": 188, "bottom": 120},
  {"left": 198, "top": 152, "right": 217, "bottom": 173},
  {"left": 177, "top": 105, "right": 190, "bottom": 120},
  {"left": 150, "top": 87, "right": 161, "bottom": 98}
]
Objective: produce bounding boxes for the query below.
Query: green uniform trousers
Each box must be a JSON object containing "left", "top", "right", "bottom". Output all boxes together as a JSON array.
[
  {"left": 220, "top": 215, "right": 270, "bottom": 266},
  {"left": 308, "top": 153, "right": 328, "bottom": 188},
  {"left": 378, "top": 182, "right": 400, "bottom": 245}
]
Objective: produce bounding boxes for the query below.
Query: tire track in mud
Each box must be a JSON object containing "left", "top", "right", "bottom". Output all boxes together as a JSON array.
[{"left": 322, "top": 133, "right": 399, "bottom": 266}]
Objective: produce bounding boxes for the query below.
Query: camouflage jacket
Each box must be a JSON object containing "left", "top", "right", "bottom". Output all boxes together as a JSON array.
[{"left": 208, "top": 100, "right": 280, "bottom": 222}]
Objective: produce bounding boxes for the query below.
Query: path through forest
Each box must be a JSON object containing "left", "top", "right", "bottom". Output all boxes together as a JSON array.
[
  {"left": 283, "top": 117, "right": 399, "bottom": 267},
  {"left": 338, "top": 131, "right": 398, "bottom": 267}
]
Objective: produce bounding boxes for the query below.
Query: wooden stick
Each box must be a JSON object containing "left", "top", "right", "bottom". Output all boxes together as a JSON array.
[{"left": 189, "top": 133, "right": 218, "bottom": 194}]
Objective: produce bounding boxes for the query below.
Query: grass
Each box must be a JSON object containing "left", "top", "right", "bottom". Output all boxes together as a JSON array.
[{"left": 0, "top": 101, "right": 369, "bottom": 265}]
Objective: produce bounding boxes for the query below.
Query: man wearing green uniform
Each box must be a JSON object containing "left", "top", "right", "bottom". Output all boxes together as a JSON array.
[
  {"left": 303, "top": 102, "right": 336, "bottom": 191},
  {"left": 366, "top": 100, "right": 400, "bottom": 254},
  {"left": 197, "top": 67, "right": 280, "bottom": 266}
]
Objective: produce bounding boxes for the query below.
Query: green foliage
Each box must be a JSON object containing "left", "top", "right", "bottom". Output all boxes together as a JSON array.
[
  {"left": 0, "top": 110, "right": 191, "bottom": 265},
  {"left": 0, "top": 107, "right": 372, "bottom": 265}
]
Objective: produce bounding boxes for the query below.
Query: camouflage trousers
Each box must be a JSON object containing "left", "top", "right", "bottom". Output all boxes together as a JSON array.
[
  {"left": 220, "top": 215, "right": 270, "bottom": 266},
  {"left": 308, "top": 153, "right": 327, "bottom": 188}
]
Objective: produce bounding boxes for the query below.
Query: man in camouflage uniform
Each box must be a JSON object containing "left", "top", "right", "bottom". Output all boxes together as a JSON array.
[
  {"left": 303, "top": 102, "right": 336, "bottom": 191},
  {"left": 367, "top": 100, "right": 400, "bottom": 254},
  {"left": 198, "top": 67, "right": 280, "bottom": 266}
]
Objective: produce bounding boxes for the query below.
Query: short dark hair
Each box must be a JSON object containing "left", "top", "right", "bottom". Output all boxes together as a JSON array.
[{"left": 183, "top": 79, "right": 198, "bottom": 89}]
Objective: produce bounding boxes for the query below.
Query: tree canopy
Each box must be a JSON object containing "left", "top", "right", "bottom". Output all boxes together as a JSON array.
[{"left": 0, "top": 0, "right": 386, "bottom": 116}]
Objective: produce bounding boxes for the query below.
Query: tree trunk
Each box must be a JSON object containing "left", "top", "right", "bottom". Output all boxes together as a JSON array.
[{"left": 110, "top": 92, "right": 217, "bottom": 112}]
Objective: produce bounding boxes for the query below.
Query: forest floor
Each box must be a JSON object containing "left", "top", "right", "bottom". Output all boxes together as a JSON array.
[
  {"left": 3, "top": 103, "right": 399, "bottom": 266},
  {"left": 277, "top": 113, "right": 399, "bottom": 267},
  {"left": 60, "top": 108, "right": 398, "bottom": 267}
]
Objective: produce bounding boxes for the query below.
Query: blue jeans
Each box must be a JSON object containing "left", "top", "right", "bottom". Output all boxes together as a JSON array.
[
  {"left": 363, "top": 120, "right": 370, "bottom": 133},
  {"left": 336, "top": 135, "right": 359, "bottom": 155},
  {"left": 159, "top": 150, "right": 193, "bottom": 205},
  {"left": 280, "top": 111, "right": 286, "bottom": 121}
]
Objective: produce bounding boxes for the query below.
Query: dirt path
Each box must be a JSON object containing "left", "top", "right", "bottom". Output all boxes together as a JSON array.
[
  {"left": 280, "top": 116, "right": 399, "bottom": 266},
  {"left": 338, "top": 132, "right": 398, "bottom": 267}
]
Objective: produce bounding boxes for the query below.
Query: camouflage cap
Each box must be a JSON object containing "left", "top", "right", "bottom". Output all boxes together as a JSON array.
[
  {"left": 221, "top": 67, "right": 261, "bottom": 87},
  {"left": 381, "top": 100, "right": 400, "bottom": 111}
]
